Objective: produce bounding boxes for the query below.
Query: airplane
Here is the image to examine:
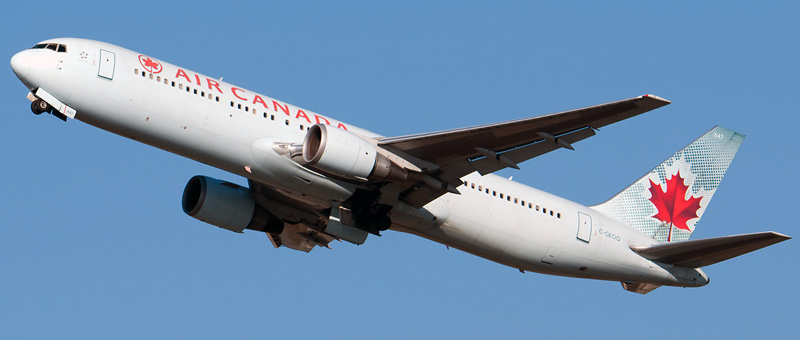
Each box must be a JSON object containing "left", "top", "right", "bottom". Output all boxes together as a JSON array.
[{"left": 10, "top": 38, "right": 790, "bottom": 294}]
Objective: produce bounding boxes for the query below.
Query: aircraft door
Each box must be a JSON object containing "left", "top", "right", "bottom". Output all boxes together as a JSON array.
[
  {"left": 541, "top": 241, "right": 562, "bottom": 265},
  {"left": 577, "top": 212, "right": 592, "bottom": 243},
  {"left": 98, "top": 49, "right": 115, "bottom": 80}
]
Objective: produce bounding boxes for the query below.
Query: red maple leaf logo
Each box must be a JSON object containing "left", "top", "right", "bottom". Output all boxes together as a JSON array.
[
  {"left": 143, "top": 57, "right": 159, "bottom": 69},
  {"left": 138, "top": 55, "right": 162, "bottom": 74},
  {"left": 647, "top": 170, "right": 703, "bottom": 241}
]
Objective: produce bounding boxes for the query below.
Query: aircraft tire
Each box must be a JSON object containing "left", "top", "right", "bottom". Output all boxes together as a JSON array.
[{"left": 31, "top": 99, "right": 49, "bottom": 115}]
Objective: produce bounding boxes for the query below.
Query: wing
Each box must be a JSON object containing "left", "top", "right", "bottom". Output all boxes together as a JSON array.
[{"left": 379, "top": 94, "right": 671, "bottom": 208}]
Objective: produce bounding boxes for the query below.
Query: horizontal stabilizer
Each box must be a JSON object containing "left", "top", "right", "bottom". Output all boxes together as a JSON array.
[{"left": 630, "top": 232, "right": 790, "bottom": 268}]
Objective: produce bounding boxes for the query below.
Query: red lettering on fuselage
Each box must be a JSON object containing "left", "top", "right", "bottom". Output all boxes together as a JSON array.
[
  {"left": 206, "top": 78, "right": 223, "bottom": 94},
  {"left": 252, "top": 95, "right": 268, "bottom": 109},
  {"left": 231, "top": 87, "right": 247, "bottom": 101},
  {"left": 171, "top": 69, "right": 349, "bottom": 130},
  {"left": 314, "top": 115, "right": 330, "bottom": 125},
  {"left": 175, "top": 69, "right": 192, "bottom": 83},
  {"left": 296, "top": 110, "right": 311, "bottom": 123},
  {"left": 273, "top": 101, "right": 290, "bottom": 116}
]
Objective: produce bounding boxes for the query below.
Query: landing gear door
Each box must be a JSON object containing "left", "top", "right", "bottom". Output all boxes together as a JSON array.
[
  {"left": 98, "top": 49, "right": 115, "bottom": 80},
  {"left": 577, "top": 212, "right": 592, "bottom": 243}
]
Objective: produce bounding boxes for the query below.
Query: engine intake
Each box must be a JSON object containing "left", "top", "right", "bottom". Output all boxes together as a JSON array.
[
  {"left": 182, "top": 176, "right": 283, "bottom": 234},
  {"left": 302, "top": 124, "right": 407, "bottom": 182}
]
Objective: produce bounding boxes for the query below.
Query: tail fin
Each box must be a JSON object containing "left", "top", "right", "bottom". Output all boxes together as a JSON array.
[{"left": 592, "top": 126, "right": 745, "bottom": 243}]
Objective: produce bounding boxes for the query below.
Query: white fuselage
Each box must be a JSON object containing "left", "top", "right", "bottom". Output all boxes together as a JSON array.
[{"left": 11, "top": 38, "right": 708, "bottom": 288}]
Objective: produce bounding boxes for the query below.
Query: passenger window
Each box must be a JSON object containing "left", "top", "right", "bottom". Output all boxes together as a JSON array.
[
  {"left": 134, "top": 68, "right": 139, "bottom": 74},
  {"left": 557, "top": 213, "right": 561, "bottom": 219},
  {"left": 500, "top": 193, "right": 504, "bottom": 199},
  {"left": 172, "top": 81, "right": 176, "bottom": 87},
  {"left": 157, "top": 76, "right": 161, "bottom": 82},
  {"left": 149, "top": 74, "right": 154, "bottom": 80},
  {"left": 285, "top": 119, "right": 290, "bottom": 126},
  {"left": 179, "top": 84, "right": 184, "bottom": 90}
]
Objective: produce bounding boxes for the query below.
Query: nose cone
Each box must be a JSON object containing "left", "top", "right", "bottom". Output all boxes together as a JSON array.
[{"left": 10, "top": 51, "right": 31, "bottom": 81}]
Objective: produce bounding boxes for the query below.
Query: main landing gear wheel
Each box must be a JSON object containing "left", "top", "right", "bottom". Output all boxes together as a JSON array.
[{"left": 31, "top": 99, "right": 50, "bottom": 115}]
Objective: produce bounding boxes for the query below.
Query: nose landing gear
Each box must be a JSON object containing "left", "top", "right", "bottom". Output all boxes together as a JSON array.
[
  {"left": 29, "top": 97, "right": 68, "bottom": 121},
  {"left": 31, "top": 98, "right": 51, "bottom": 115}
]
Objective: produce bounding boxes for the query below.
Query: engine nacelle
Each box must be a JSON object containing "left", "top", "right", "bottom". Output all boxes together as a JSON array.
[
  {"left": 182, "top": 176, "right": 282, "bottom": 234},
  {"left": 302, "top": 124, "right": 407, "bottom": 182}
]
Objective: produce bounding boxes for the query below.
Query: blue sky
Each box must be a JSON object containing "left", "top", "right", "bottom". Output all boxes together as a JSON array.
[{"left": 1, "top": 1, "right": 797, "bottom": 339}]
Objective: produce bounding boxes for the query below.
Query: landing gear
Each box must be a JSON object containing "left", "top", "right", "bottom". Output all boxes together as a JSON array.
[
  {"left": 348, "top": 189, "right": 394, "bottom": 235},
  {"left": 31, "top": 99, "right": 50, "bottom": 115}
]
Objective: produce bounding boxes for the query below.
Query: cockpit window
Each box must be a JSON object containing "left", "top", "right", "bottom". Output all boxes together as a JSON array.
[{"left": 31, "top": 43, "right": 67, "bottom": 53}]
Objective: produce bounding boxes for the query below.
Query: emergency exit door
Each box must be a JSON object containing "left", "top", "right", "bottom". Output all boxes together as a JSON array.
[
  {"left": 577, "top": 212, "right": 592, "bottom": 243},
  {"left": 98, "top": 49, "right": 115, "bottom": 80}
]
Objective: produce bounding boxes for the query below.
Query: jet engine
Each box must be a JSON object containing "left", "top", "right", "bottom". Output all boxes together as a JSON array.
[
  {"left": 302, "top": 124, "right": 407, "bottom": 183},
  {"left": 182, "top": 176, "right": 283, "bottom": 234}
]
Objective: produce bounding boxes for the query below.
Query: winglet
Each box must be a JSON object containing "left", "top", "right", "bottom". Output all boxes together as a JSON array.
[{"left": 641, "top": 94, "right": 671, "bottom": 104}]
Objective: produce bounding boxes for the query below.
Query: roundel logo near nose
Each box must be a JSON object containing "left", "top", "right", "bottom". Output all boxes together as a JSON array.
[{"left": 138, "top": 55, "right": 162, "bottom": 74}]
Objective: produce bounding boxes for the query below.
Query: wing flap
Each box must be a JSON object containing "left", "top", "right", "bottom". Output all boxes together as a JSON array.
[
  {"left": 470, "top": 127, "right": 596, "bottom": 175},
  {"left": 630, "top": 231, "right": 790, "bottom": 268}
]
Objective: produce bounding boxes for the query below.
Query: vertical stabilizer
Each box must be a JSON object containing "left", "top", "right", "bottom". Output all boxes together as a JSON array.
[{"left": 592, "top": 126, "right": 744, "bottom": 243}]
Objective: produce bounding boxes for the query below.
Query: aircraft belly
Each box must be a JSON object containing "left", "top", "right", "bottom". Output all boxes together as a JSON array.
[{"left": 402, "top": 182, "right": 680, "bottom": 283}]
